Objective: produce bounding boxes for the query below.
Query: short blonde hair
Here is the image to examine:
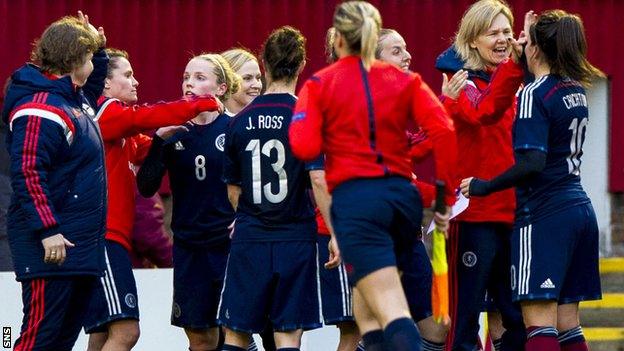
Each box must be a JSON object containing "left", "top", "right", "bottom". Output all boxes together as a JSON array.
[
  {"left": 454, "top": 0, "right": 513, "bottom": 71},
  {"left": 193, "top": 53, "right": 240, "bottom": 100},
  {"left": 221, "top": 48, "right": 258, "bottom": 73},
  {"left": 333, "top": 1, "right": 381, "bottom": 70},
  {"left": 375, "top": 28, "right": 398, "bottom": 59}
]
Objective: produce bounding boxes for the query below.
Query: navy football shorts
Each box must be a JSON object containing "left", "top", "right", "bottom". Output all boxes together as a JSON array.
[
  {"left": 317, "top": 234, "right": 354, "bottom": 325},
  {"left": 397, "top": 239, "right": 433, "bottom": 322},
  {"left": 511, "top": 202, "right": 601, "bottom": 303},
  {"left": 330, "top": 176, "right": 423, "bottom": 284},
  {"left": 84, "top": 240, "right": 139, "bottom": 333},
  {"left": 171, "top": 240, "right": 230, "bottom": 329},
  {"left": 217, "top": 239, "right": 322, "bottom": 333}
]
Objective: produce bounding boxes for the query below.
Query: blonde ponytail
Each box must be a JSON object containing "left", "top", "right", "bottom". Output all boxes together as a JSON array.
[
  {"left": 333, "top": 1, "right": 382, "bottom": 71},
  {"left": 360, "top": 15, "right": 378, "bottom": 70}
]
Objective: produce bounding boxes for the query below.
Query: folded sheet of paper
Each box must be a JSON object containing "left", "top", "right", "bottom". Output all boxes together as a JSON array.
[{"left": 426, "top": 192, "right": 470, "bottom": 234}]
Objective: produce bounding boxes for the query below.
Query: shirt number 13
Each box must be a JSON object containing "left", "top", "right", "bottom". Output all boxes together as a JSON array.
[{"left": 245, "top": 139, "right": 288, "bottom": 204}]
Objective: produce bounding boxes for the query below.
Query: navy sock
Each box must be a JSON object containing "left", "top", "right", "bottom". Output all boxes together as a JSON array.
[
  {"left": 383, "top": 317, "right": 422, "bottom": 351},
  {"left": 362, "top": 329, "right": 385, "bottom": 351},
  {"left": 356, "top": 340, "right": 366, "bottom": 350},
  {"left": 421, "top": 338, "right": 445, "bottom": 351},
  {"left": 222, "top": 345, "right": 247, "bottom": 351}
]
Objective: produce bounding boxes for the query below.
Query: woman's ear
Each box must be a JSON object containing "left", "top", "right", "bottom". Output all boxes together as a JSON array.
[
  {"left": 297, "top": 59, "right": 307, "bottom": 75},
  {"left": 104, "top": 78, "right": 111, "bottom": 90},
  {"left": 216, "top": 83, "right": 227, "bottom": 97}
]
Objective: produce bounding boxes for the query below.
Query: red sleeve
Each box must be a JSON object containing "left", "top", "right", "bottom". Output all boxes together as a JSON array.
[
  {"left": 96, "top": 96, "right": 220, "bottom": 142},
  {"left": 412, "top": 178, "right": 435, "bottom": 208},
  {"left": 444, "top": 59, "right": 523, "bottom": 126},
  {"left": 131, "top": 134, "right": 153, "bottom": 164},
  {"left": 410, "top": 74, "right": 458, "bottom": 205},
  {"left": 290, "top": 77, "right": 323, "bottom": 161},
  {"left": 410, "top": 139, "right": 432, "bottom": 162}
]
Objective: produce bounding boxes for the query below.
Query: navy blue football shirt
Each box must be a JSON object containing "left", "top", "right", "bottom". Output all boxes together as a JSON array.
[
  {"left": 163, "top": 113, "right": 235, "bottom": 246},
  {"left": 223, "top": 93, "right": 315, "bottom": 241},
  {"left": 513, "top": 75, "right": 591, "bottom": 220}
]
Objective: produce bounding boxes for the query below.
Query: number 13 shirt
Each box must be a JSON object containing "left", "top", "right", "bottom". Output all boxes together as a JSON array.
[
  {"left": 513, "top": 75, "right": 591, "bottom": 222},
  {"left": 223, "top": 93, "right": 315, "bottom": 242}
]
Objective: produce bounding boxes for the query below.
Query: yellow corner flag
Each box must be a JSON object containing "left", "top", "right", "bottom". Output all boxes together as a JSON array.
[{"left": 431, "top": 180, "right": 450, "bottom": 325}]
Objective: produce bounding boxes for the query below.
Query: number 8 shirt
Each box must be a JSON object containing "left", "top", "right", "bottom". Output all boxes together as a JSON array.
[{"left": 163, "top": 114, "right": 234, "bottom": 246}]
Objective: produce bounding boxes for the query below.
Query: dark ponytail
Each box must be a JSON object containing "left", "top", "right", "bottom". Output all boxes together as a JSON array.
[
  {"left": 262, "top": 26, "right": 306, "bottom": 83},
  {"left": 531, "top": 10, "right": 604, "bottom": 86}
]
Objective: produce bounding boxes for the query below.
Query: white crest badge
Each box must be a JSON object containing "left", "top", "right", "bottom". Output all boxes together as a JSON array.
[{"left": 215, "top": 133, "right": 226, "bottom": 152}]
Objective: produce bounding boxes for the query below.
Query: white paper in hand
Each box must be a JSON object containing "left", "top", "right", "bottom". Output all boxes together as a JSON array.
[{"left": 426, "top": 192, "right": 470, "bottom": 234}]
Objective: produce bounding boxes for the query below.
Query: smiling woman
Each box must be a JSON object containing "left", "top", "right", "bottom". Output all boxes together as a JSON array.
[
  {"left": 135, "top": 53, "right": 257, "bottom": 351},
  {"left": 222, "top": 48, "right": 263, "bottom": 115},
  {"left": 433, "top": 0, "right": 528, "bottom": 349}
]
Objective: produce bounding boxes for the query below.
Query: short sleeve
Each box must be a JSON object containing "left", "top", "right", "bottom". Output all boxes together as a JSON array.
[
  {"left": 305, "top": 154, "right": 325, "bottom": 171},
  {"left": 513, "top": 86, "right": 549, "bottom": 152}
]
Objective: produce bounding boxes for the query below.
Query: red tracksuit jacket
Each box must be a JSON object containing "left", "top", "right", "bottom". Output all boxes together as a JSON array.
[{"left": 442, "top": 59, "right": 523, "bottom": 223}]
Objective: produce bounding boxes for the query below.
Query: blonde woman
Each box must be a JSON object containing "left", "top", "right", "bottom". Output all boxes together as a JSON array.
[
  {"left": 136, "top": 54, "right": 248, "bottom": 351},
  {"left": 290, "top": 2, "right": 456, "bottom": 350},
  {"left": 434, "top": 1, "right": 528, "bottom": 349},
  {"left": 462, "top": 10, "right": 604, "bottom": 351},
  {"left": 221, "top": 48, "right": 262, "bottom": 115}
]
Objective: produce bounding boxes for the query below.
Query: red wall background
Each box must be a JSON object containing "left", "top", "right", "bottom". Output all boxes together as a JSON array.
[{"left": 1, "top": 0, "right": 622, "bottom": 189}]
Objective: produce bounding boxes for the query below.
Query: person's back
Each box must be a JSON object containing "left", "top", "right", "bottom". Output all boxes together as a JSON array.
[
  {"left": 290, "top": 3, "right": 456, "bottom": 351},
  {"left": 224, "top": 93, "right": 315, "bottom": 240},
  {"left": 292, "top": 56, "right": 456, "bottom": 198},
  {"left": 514, "top": 75, "right": 590, "bottom": 220},
  {"left": 219, "top": 26, "right": 321, "bottom": 350}
]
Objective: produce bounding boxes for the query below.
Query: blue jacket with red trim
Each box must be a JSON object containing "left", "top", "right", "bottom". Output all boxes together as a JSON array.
[{"left": 1, "top": 50, "right": 108, "bottom": 281}]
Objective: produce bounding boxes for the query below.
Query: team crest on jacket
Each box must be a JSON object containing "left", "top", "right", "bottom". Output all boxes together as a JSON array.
[{"left": 215, "top": 133, "right": 226, "bottom": 152}]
